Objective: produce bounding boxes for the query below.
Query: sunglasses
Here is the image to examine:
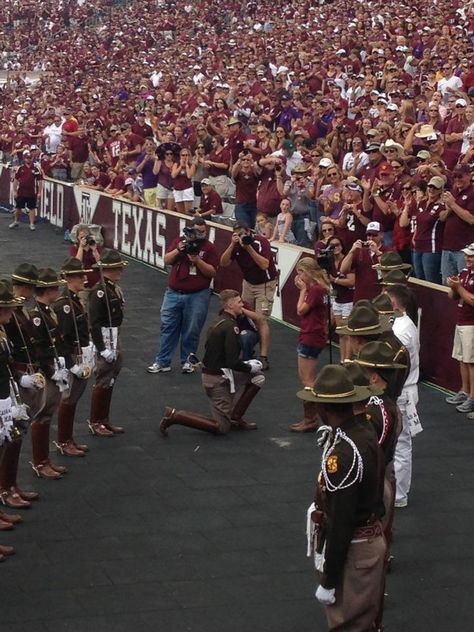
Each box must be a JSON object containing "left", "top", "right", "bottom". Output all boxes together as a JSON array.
[
  {"left": 197, "top": 145, "right": 204, "bottom": 149},
  {"left": 427, "top": 184, "right": 440, "bottom": 189},
  {"left": 453, "top": 174, "right": 466, "bottom": 179},
  {"left": 456, "top": 105, "right": 466, "bottom": 108},
  {"left": 327, "top": 172, "right": 338, "bottom": 177},
  {"left": 322, "top": 228, "right": 335, "bottom": 233},
  {"left": 401, "top": 186, "right": 412, "bottom": 191},
  {"left": 165, "top": 151, "right": 173, "bottom": 155}
]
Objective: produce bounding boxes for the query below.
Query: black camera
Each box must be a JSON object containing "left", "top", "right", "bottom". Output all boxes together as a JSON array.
[
  {"left": 241, "top": 234, "right": 254, "bottom": 246},
  {"left": 87, "top": 237, "right": 96, "bottom": 246},
  {"left": 361, "top": 241, "right": 370, "bottom": 247},
  {"left": 317, "top": 244, "right": 335, "bottom": 273},
  {"left": 275, "top": 163, "right": 282, "bottom": 172},
  {"left": 182, "top": 227, "right": 205, "bottom": 255}
]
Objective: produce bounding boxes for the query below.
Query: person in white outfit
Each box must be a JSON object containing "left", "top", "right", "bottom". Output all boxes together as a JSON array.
[{"left": 386, "top": 285, "right": 421, "bottom": 508}]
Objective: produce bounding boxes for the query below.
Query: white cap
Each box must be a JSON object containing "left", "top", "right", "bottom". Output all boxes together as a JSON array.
[
  {"left": 367, "top": 221, "right": 382, "bottom": 233},
  {"left": 456, "top": 98, "right": 468, "bottom": 107},
  {"left": 387, "top": 103, "right": 399, "bottom": 111},
  {"left": 462, "top": 243, "right": 474, "bottom": 256},
  {"left": 319, "top": 157, "right": 333, "bottom": 168}
]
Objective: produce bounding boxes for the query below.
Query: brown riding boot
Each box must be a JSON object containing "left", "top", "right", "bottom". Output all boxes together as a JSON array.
[
  {"left": 1, "top": 440, "right": 40, "bottom": 502},
  {"left": 160, "top": 407, "right": 220, "bottom": 436},
  {"left": 230, "top": 383, "right": 260, "bottom": 430},
  {"left": 101, "top": 386, "right": 124, "bottom": 434},
  {"left": 88, "top": 386, "right": 114, "bottom": 437},
  {"left": 55, "top": 403, "right": 86, "bottom": 457},
  {"left": 0, "top": 544, "right": 15, "bottom": 556},
  {"left": 30, "top": 422, "right": 62, "bottom": 480},
  {"left": 290, "top": 402, "right": 320, "bottom": 433},
  {"left": 0, "top": 510, "right": 22, "bottom": 525}
]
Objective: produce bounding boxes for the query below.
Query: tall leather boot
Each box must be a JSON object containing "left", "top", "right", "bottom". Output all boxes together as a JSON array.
[
  {"left": 88, "top": 386, "right": 114, "bottom": 437},
  {"left": 55, "top": 402, "right": 85, "bottom": 457},
  {"left": 160, "top": 407, "right": 220, "bottom": 436},
  {"left": 0, "top": 442, "right": 31, "bottom": 508},
  {"left": 30, "top": 421, "right": 62, "bottom": 479},
  {"left": 290, "top": 402, "right": 320, "bottom": 433},
  {"left": 101, "top": 386, "right": 124, "bottom": 434},
  {"left": 0, "top": 440, "right": 39, "bottom": 503},
  {"left": 230, "top": 383, "right": 260, "bottom": 430}
]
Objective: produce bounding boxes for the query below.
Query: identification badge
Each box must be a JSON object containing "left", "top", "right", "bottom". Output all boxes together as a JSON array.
[{"left": 189, "top": 264, "right": 197, "bottom": 276}]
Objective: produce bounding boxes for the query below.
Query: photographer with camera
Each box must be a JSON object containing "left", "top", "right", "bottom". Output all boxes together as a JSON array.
[
  {"left": 340, "top": 221, "right": 385, "bottom": 302},
  {"left": 147, "top": 218, "right": 218, "bottom": 374},
  {"left": 70, "top": 224, "right": 102, "bottom": 298},
  {"left": 220, "top": 221, "right": 277, "bottom": 370}
]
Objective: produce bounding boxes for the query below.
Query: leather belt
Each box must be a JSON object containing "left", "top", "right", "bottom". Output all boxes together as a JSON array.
[
  {"left": 202, "top": 368, "right": 222, "bottom": 375},
  {"left": 12, "top": 361, "right": 40, "bottom": 372},
  {"left": 352, "top": 522, "right": 383, "bottom": 541}
]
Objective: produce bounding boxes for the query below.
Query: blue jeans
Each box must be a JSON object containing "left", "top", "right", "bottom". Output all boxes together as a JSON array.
[
  {"left": 292, "top": 216, "right": 311, "bottom": 248},
  {"left": 239, "top": 329, "right": 259, "bottom": 360},
  {"left": 234, "top": 202, "right": 257, "bottom": 229},
  {"left": 155, "top": 288, "right": 211, "bottom": 366},
  {"left": 412, "top": 251, "right": 442, "bottom": 284},
  {"left": 441, "top": 250, "right": 466, "bottom": 284},
  {"left": 383, "top": 230, "right": 393, "bottom": 248}
]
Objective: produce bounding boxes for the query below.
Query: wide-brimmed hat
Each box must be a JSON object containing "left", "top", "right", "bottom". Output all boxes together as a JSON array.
[
  {"left": 35, "top": 267, "right": 66, "bottom": 288},
  {"left": 336, "top": 305, "right": 390, "bottom": 336},
  {"left": 292, "top": 162, "right": 310, "bottom": 174},
  {"left": 350, "top": 341, "right": 407, "bottom": 370},
  {"left": 0, "top": 280, "right": 25, "bottom": 307},
  {"left": 379, "top": 269, "right": 409, "bottom": 286},
  {"left": 373, "top": 252, "right": 412, "bottom": 272},
  {"left": 92, "top": 249, "right": 129, "bottom": 269},
  {"left": 297, "top": 364, "right": 373, "bottom": 403},
  {"left": 60, "top": 257, "right": 92, "bottom": 276},
  {"left": 372, "top": 293, "right": 397, "bottom": 315},
  {"left": 380, "top": 139, "right": 406, "bottom": 159},
  {"left": 344, "top": 362, "right": 384, "bottom": 396},
  {"left": 11, "top": 263, "right": 39, "bottom": 285},
  {"left": 227, "top": 117, "right": 242, "bottom": 126},
  {"left": 415, "top": 124, "right": 436, "bottom": 139}
]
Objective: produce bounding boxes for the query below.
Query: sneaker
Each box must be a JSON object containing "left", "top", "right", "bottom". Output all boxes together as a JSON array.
[
  {"left": 181, "top": 362, "right": 195, "bottom": 374},
  {"left": 456, "top": 398, "right": 474, "bottom": 413},
  {"left": 258, "top": 356, "right": 270, "bottom": 371},
  {"left": 466, "top": 411, "right": 474, "bottom": 421},
  {"left": 446, "top": 391, "right": 468, "bottom": 405},
  {"left": 8, "top": 221, "right": 19, "bottom": 229},
  {"left": 29, "top": 224, "right": 36, "bottom": 231},
  {"left": 147, "top": 362, "right": 171, "bottom": 374},
  {"left": 394, "top": 498, "right": 408, "bottom": 508}
]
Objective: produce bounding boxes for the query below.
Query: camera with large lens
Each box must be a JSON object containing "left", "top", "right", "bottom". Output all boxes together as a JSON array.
[
  {"left": 241, "top": 234, "right": 254, "bottom": 246},
  {"left": 182, "top": 226, "right": 205, "bottom": 255},
  {"left": 87, "top": 237, "right": 96, "bottom": 246},
  {"left": 317, "top": 243, "right": 335, "bottom": 272}
]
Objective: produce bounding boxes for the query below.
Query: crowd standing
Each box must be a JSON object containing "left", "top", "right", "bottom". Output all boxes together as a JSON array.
[{"left": 1, "top": 0, "right": 474, "bottom": 629}]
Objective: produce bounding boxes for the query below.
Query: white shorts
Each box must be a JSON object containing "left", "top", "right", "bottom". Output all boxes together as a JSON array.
[
  {"left": 452, "top": 325, "right": 474, "bottom": 363},
  {"left": 332, "top": 301, "right": 353, "bottom": 318},
  {"left": 156, "top": 184, "right": 174, "bottom": 200},
  {"left": 173, "top": 187, "right": 194, "bottom": 203}
]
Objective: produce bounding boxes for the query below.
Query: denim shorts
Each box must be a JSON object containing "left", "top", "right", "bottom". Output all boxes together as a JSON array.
[{"left": 297, "top": 343, "right": 324, "bottom": 359}]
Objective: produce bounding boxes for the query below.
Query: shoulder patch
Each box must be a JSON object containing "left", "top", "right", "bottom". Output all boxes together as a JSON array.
[
  {"left": 63, "top": 305, "right": 71, "bottom": 314},
  {"left": 366, "top": 413, "right": 372, "bottom": 422},
  {"left": 326, "top": 456, "right": 338, "bottom": 474},
  {"left": 97, "top": 290, "right": 104, "bottom": 298},
  {"left": 234, "top": 326, "right": 240, "bottom": 335},
  {"left": 33, "top": 317, "right": 41, "bottom": 327}
]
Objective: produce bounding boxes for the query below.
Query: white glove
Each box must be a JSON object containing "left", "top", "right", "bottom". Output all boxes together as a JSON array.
[
  {"left": 20, "top": 374, "right": 37, "bottom": 389},
  {"left": 0, "top": 397, "right": 14, "bottom": 444},
  {"left": 70, "top": 364, "right": 84, "bottom": 378},
  {"left": 100, "top": 349, "right": 115, "bottom": 363},
  {"left": 315, "top": 585, "right": 336, "bottom": 606},
  {"left": 52, "top": 368, "right": 69, "bottom": 385},
  {"left": 11, "top": 403, "right": 29, "bottom": 422},
  {"left": 245, "top": 359, "right": 263, "bottom": 374}
]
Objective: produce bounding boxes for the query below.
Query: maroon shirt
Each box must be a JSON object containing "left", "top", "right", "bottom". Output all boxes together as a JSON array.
[
  {"left": 207, "top": 148, "right": 230, "bottom": 177},
  {"left": 200, "top": 189, "right": 223, "bottom": 215},
  {"left": 413, "top": 200, "right": 445, "bottom": 253},
  {"left": 337, "top": 202, "right": 371, "bottom": 251},
  {"left": 371, "top": 184, "right": 400, "bottom": 232},
  {"left": 173, "top": 167, "right": 192, "bottom": 191},
  {"left": 331, "top": 259, "right": 354, "bottom": 304},
  {"left": 167, "top": 237, "right": 219, "bottom": 293},
  {"left": 299, "top": 283, "right": 328, "bottom": 348},
  {"left": 443, "top": 184, "right": 474, "bottom": 251},
  {"left": 15, "top": 164, "right": 41, "bottom": 197},
  {"left": 256, "top": 168, "right": 283, "bottom": 218},
  {"left": 235, "top": 170, "right": 259, "bottom": 204},
  {"left": 69, "top": 136, "right": 89, "bottom": 162},
  {"left": 351, "top": 246, "right": 384, "bottom": 302},
  {"left": 231, "top": 235, "right": 277, "bottom": 284},
  {"left": 457, "top": 267, "right": 474, "bottom": 325},
  {"left": 69, "top": 245, "right": 102, "bottom": 288}
]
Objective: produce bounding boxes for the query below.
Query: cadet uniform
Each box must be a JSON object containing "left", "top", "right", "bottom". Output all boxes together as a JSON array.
[
  {"left": 0, "top": 264, "right": 45, "bottom": 506},
  {"left": 301, "top": 365, "right": 386, "bottom": 632},
  {"left": 160, "top": 311, "right": 265, "bottom": 435},
  {"left": 53, "top": 258, "right": 93, "bottom": 456},
  {"left": 88, "top": 249, "right": 127, "bottom": 437}
]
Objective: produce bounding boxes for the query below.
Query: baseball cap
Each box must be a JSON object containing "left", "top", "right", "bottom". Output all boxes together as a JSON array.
[
  {"left": 282, "top": 139, "right": 295, "bottom": 152},
  {"left": 125, "top": 178, "right": 134, "bottom": 185},
  {"left": 386, "top": 103, "right": 399, "bottom": 111},
  {"left": 346, "top": 182, "right": 363, "bottom": 193},
  {"left": 416, "top": 150, "right": 431, "bottom": 160},
  {"left": 367, "top": 221, "right": 382, "bottom": 234},
  {"left": 462, "top": 243, "right": 474, "bottom": 256},
  {"left": 455, "top": 98, "right": 468, "bottom": 107},
  {"left": 366, "top": 143, "right": 381, "bottom": 152},
  {"left": 201, "top": 178, "right": 211, "bottom": 186},
  {"left": 453, "top": 164, "right": 471, "bottom": 175},
  {"left": 428, "top": 176, "right": 445, "bottom": 189},
  {"left": 319, "top": 157, "right": 333, "bottom": 168},
  {"left": 378, "top": 163, "right": 393, "bottom": 175}
]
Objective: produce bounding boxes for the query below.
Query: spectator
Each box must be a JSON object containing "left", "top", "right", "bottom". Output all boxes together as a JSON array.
[
  {"left": 271, "top": 198, "right": 296, "bottom": 244},
  {"left": 135, "top": 138, "right": 159, "bottom": 208},
  {"left": 153, "top": 146, "right": 175, "bottom": 211},
  {"left": 327, "top": 236, "right": 355, "bottom": 362},
  {"left": 282, "top": 163, "right": 314, "bottom": 248},
  {"left": 171, "top": 147, "right": 196, "bottom": 214},
  {"left": 340, "top": 221, "right": 385, "bottom": 302},
  {"left": 147, "top": 218, "right": 218, "bottom": 374},
  {"left": 195, "top": 179, "right": 223, "bottom": 218},
  {"left": 231, "top": 151, "right": 261, "bottom": 228},
  {"left": 9, "top": 150, "right": 41, "bottom": 231}
]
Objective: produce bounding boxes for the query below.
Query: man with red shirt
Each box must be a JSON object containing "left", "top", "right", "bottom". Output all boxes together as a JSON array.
[
  {"left": 220, "top": 222, "right": 277, "bottom": 369},
  {"left": 196, "top": 179, "right": 223, "bottom": 218},
  {"left": 131, "top": 112, "right": 153, "bottom": 142},
  {"left": 446, "top": 244, "right": 474, "bottom": 416},
  {"left": 337, "top": 182, "right": 371, "bottom": 251},
  {"left": 440, "top": 164, "right": 474, "bottom": 283},
  {"left": 69, "top": 128, "right": 90, "bottom": 181},
  {"left": 9, "top": 151, "right": 42, "bottom": 231},
  {"left": 363, "top": 162, "right": 400, "bottom": 247},
  {"left": 147, "top": 218, "right": 218, "bottom": 375},
  {"left": 340, "top": 221, "right": 385, "bottom": 302}
]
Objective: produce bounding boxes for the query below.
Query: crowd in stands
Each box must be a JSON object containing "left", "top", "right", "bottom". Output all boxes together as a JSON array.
[{"left": 1, "top": 0, "right": 474, "bottom": 284}]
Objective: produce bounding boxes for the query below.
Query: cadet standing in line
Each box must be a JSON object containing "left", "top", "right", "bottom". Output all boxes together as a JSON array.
[
  {"left": 88, "top": 249, "right": 127, "bottom": 437},
  {"left": 160, "top": 289, "right": 265, "bottom": 436}
]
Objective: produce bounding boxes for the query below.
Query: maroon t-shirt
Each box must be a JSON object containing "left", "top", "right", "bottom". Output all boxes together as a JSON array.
[
  {"left": 200, "top": 189, "right": 223, "bottom": 215},
  {"left": 299, "top": 283, "right": 328, "bottom": 347},
  {"left": 337, "top": 202, "right": 371, "bottom": 251},
  {"left": 457, "top": 267, "right": 474, "bottom": 325},
  {"left": 69, "top": 136, "right": 89, "bottom": 162},
  {"left": 69, "top": 245, "right": 102, "bottom": 288},
  {"left": 235, "top": 170, "right": 259, "bottom": 204},
  {"left": 414, "top": 200, "right": 445, "bottom": 253},
  {"left": 207, "top": 148, "right": 230, "bottom": 177},
  {"left": 256, "top": 168, "right": 283, "bottom": 218},
  {"left": 351, "top": 247, "right": 384, "bottom": 302},
  {"left": 231, "top": 235, "right": 277, "bottom": 284},
  {"left": 173, "top": 168, "right": 192, "bottom": 191},
  {"left": 15, "top": 165, "right": 41, "bottom": 197},
  {"left": 371, "top": 185, "right": 400, "bottom": 231},
  {"left": 443, "top": 184, "right": 474, "bottom": 251},
  {"left": 331, "top": 259, "right": 354, "bottom": 304},
  {"left": 167, "top": 237, "right": 219, "bottom": 293}
]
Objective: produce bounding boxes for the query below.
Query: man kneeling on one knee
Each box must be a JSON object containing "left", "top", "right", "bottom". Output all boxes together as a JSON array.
[{"left": 160, "top": 290, "right": 265, "bottom": 436}]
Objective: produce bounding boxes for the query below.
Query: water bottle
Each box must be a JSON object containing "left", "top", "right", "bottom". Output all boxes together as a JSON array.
[{"left": 64, "top": 229, "right": 71, "bottom": 242}]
